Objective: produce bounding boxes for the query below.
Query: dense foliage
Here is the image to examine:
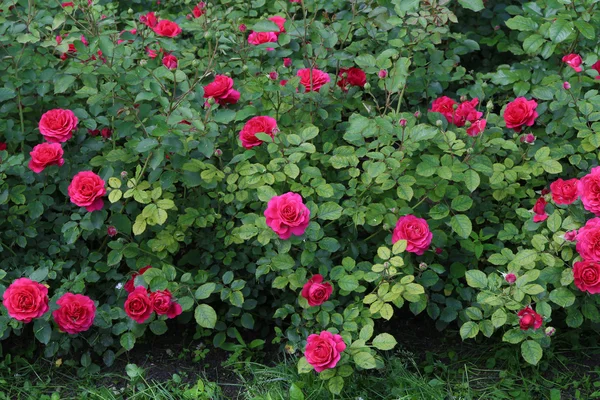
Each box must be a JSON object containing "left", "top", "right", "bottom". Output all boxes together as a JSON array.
[{"left": 1, "top": 0, "right": 600, "bottom": 394}]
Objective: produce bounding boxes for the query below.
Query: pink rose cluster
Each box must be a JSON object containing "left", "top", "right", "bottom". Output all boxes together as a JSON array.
[{"left": 430, "top": 96, "right": 486, "bottom": 136}]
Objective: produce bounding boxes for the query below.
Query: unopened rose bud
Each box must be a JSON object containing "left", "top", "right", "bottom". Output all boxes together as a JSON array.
[
  {"left": 269, "top": 71, "right": 278, "bottom": 80},
  {"left": 494, "top": 25, "right": 500, "bottom": 31},
  {"left": 414, "top": 110, "right": 421, "bottom": 118},
  {"left": 419, "top": 262, "right": 427, "bottom": 271},
  {"left": 486, "top": 100, "right": 493, "bottom": 110},
  {"left": 452, "top": 103, "right": 458, "bottom": 110},
  {"left": 283, "top": 57, "right": 292, "bottom": 67},
  {"left": 383, "top": 262, "right": 390, "bottom": 268},
  {"left": 207, "top": 97, "right": 216, "bottom": 105},
  {"left": 435, "top": 120, "right": 443, "bottom": 127},
  {"left": 242, "top": 65, "right": 248, "bottom": 72},
  {"left": 204, "top": 31, "right": 212, "bottom": 39},
  {"left": 378, "top": 69, "right": 387, "bottom": 79},
  {"left": 503, "top": 272, "right": 517, "bottom": 284},
  {"left": 192, "top": 59, "right": 199, "bottom": 67},
  {"left": 107, "top": 226, "right": 118, "bottom": 237},
  {"left": 284, "top": 344, "right": 295, "bottom": 354},
  {"left": 139, "top": 59, "right": 147, "bottom": 66},
  {"left": 186, "top": 14, "right": 192, "bottom": 20},
  {"left": 214, "top": 149, "right": 222, "bottom": 157},
  {"left": 120, "top": 171, "right": 128, "bottom": 179},
  {"left": 435, "top": 247, "right": 442, "bottom": 254},
  {"left": 399, "top": 119, "right": 407, "bottom": 127},
  {"left": 363, "top": 82, "right": 371, "bottom": 90},
  {"left": 127, "top": 8, "right": 133, "bottom": 14},
  {"left": 239, "top": 24, "right": 247, "bottom": 32},
  {"left": 523, "top": 133, "right": 536, "bottom": 144},
  {"left": 545, "top": 327, "right": 556, "bottom": 337},
  {"left": 564, "top": 230, "right": 577, "bottom": 241},
  {"left": 563, "top": 81, "right": 571, "bottom": 90},
  {"left": 460, "top": 95, "right": 467, "bottom": 102}
]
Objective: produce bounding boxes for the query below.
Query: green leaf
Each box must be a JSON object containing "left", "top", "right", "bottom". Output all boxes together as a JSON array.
[
  {"left": 464, "top": 170, "right": 480, "bottom": 192},
  {"left": 451, "top": 215, "right": 472, "bottom": 238},
  {"left": 272, "top": 254, "right": 295, "bottom": 270},
  {"left": 213, "top": 109, "right": 236, "bottom": 124},
  {"left": 34, "top": 320, "right": 52, "bottom": 345},
  {"left": 30, "top": 267, "right": 49, "bottom": 282},
  {"left": 459, "top": 321, "right": 479, "bottom": 340},
  {"left": 451, "top": 195, "right": 473, "bottom": 212},
  {"left": 549, "top": 19, "right": 574, "bottom": 43},
  {"left": 149, "top": 320, "right": 168, "bottom": 335},
  {"left": 372, "top": 333, "right": 397, "bottom": 350},
  {"left": 574, "top": 20, "right": 595, "bottom": 40},
  {"left": 328, "top": 376, "right": 344, "bottom": 395},
  {"left": 120, "top": 332, "right": 136, "bottom": 350},
  {"left": 98, "top": 35, "right": 114, "bottom": 57},
  {"left": 318, "top": 202, "right": 343, "bottom": 220},
  {"left": 54, "top": 75, "right": 76, "bottom": 94},
  {"left": 458, "top": 0, "right": 484, "bottom": 12},
  {"left": 523, "top": 34, "right": 545, "bottom": 54},
  {"left": 136, "top": 138, "right": 159, "bottom": 153},
  {"left": 502, "top": 328, "right": 526, "bottom": 344},
  {"left": 289, "top": 383, "right": 305, "bottom": 400},
  {"left": 194, "top": 283, "right": 216, "bottom": 300},
  {"left": 408, "top": 124, "right": 438, "bottom": 142},
  {"left": 338, "top": 275, "right": 359, "bottom": 291},
  {"left": 194, "top": 304, "right": 217, "bottom": 329},
  {"left": 491, "top": 309, "right": 507, "bottom": 328},
  {"left": 505, "top": 16, "right": 539, "bottom": 32},
  {"left": 359, "top": 325, "right": 374, "bottom": 341},
  {"left": 521, "top": 340, "right": 543, "bottom": 365},
  {"left": 0, "top": 88, "right": 16, "bottom": 103},
  {"left": 251, "top": 21, "right": 280, "bottom": 32},
  {"left": 353, "top": 352, "right": 377, "bottom": 369},
  {"left": 541, "top": 160, "right": 562, "bottom": 174},
  {"left": 549, "top": 287, "right": 575, "bottom": 307},
  {"left": 297, "top": 356, "right": 313, "bottom": 373},
  {"left": 465, "top": 270, "right": 488, "bottom": 289}
]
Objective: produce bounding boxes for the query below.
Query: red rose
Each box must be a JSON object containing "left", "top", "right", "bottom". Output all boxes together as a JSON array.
[
  {"left": 140, "top": 12, "right": 158, "bottom": 28},
  {"left": 150, "top": 290, "right": 182, "bottom": 319},
  {"left": 124, "top": 287, "right": 153, "bottom": 323},
  {"left": 562, "top": 53, "right": 583, "bottom": 72},
  {"left": 203, "top": 75, "right": 240, "bottom": 105},
  {"left": 550, "top": 178, "right": 579, "bottom": 205},
  {"left": 453, "top": 99, "right": 483, "bottom": 127},
  {"left": 517, "top": 306, "right": 542, "bottom": 330},
  {"left": 162, "top": 54, "right": 178, "bottom": 70},
  {"left": 28, "top": 143, "right": 64, "bottom": 173},
  {"left": 532, "top": 197, "right": 548, "bottom": 223},
  {"left": 100, "top": 128, "right": 112, "bottom": 139},
  {"left": 192, "top": 3, "right": 205, "bottom": 18},
  {"left": 392, "top": 215, "right": 432, "bottom": 255},
  {"left": 39, "top": 109, "right": 79, "bottom": 143},
  {"left": 268, "top": 16, "right": 286, "bottom": 34},
  {"left": 152, "top": 20, "right": 182, "bottom": 38},
  {"left": 503, "top": 97, "right": 538, "bottom": 132},
  {"left": 283, "top": 58, "right": 292, "bottom": 67},
  {"left": 124, "top": 266, "right": 152, "bottom": 293},
  {"left": 430, "top": 96, "right": 457, "bottom": 124},
  {"left": 467, "top": 119, "right": 486, "bottom": 137},
  {"left": 0, "top": 142, "right": 6, "bottom": 151},
  {"left": 2, "top": 278, "right": 49, "bottom": 323},
  {"left": 297, "top": 68, "right": 330, "bottom": 92},
  {"left": 147, "top": 47, "right": 158, "bottom": 59},
  {"left": 578, "top": 166, "right": 600, "bottom": 215},
  {"left": 52, "top": 293, "right": 96, "bottom": 334},
  {"left": 576, "top": 218, "right": 600, "bottom": 261},
  {"left": 337, "top": 67, "right": 366, "bottom": 91},
  {"left": 62, "top": 2, "right": 74, "bottom": 7},
  {"left": 239, "top": 116, "right": 278, "bottom": 149},
  {"left": 68, "top": 171, "right": 106, "bottom": 212},
  {"left": 301, "top": 275, "right": 333, "bottom": 307},
  {"left": 592, "top": 61, "right": 600, "bottom": 80},
  {"left": 264, "top": 192, "right": 311, "bottom": 239},
  {"left": 304, "top": 331, "right": 346, "bottom": 372},
  {"left": 564, "top": 230, "right": 577, "bottom": 241},
  {"left": 247, "top": 31, "right": 278, "bottom": 50},
  {"left": 573, "top": 260, "right": 600, "bottom": 294}
]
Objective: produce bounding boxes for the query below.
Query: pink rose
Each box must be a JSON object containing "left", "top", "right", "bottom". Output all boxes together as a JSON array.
[
  {"left": 305, "top": 331, "right": 346, "bottom": 372},
  {"left": 550, "top": 178, "right": 579, "bottom": 205},
  {"left": 578, "top": 166, "right": 600, "bottom": 215},
  {"left": 2, "top": 278, "right": 49, "bottom": 323},
  {"left": 140, "top": 12, "right": 158, "bottom": 28},
  {"left": 239, "top": 116, "right": 278, "bottom": 149},
  {"left": 152, "top": 20, "right": 182, "bottom": 38},
  {"left": 532, "top": 197, "right": 548, "bottom": 222},
  {"left": 52, "top": 293, "right": 96, "bottom": 334},
  {"left": 430, "top": 96, "right": 457, "bottom": 124},
  {"left": 39, "top": 109, "right": 79, "bottom": 143},
  {"left": 68, "top": 171, "right": 106, "bottom": 212},
  {"left": 28, "top": 143, "right": 64, "bottom": 173},
  {"left": 564, "top": 230, "right": 577, "bottom": 241},
  {"left": 264, "top": 192, "right": 310, "bottom": 239},
  {"left": 268, "top": 16, "right": 286, "bottom": 34},
  {"left": 124, "top": 266, "right": 152, "bottom": 293},
  {"left": 592, "top": 61, "right": 600, "bottom": 80},
  {"left": 573, "top": 260, "right": 600, "bottom": 294},
  {"left": 150, "top": 290, "right": 182, "bottom": 319},
  {"left": 192, "top": 3, "right": 205, "bottom": 18},
  {"left": 297, "top": 68, "right": 330, "bottom": 92},
  {"left": 283, "top": 57, "right": 292, "bottom": 67},
  {"left": 301, "top": 275, "right": 333, "bottom": 306},
  {"left": 518, "top": 306, "right": 542, "bottom": 330},
  {"left": 337, "top": 67, "right": 367, "bottom": 91},
  {"left": 147, "top": 47, "right": 158, "bottom": 59},
  {"left": 453, "top": 99, "right": 483, "bottom": 127},
  {"left": 162, "top": 54, "right": 178, "bottom": 70},
  {"left": 247, "top": 31, "right": 278, "bottom": 50},
  {"left": 124, "top": 287, "right": 153, "bottom": 323},
  {"left": 576, "top": 218, "right": 600, "bottom": 261},
  {"left": 392, "top": 215, "right": 432, "bottom": 255},
  {"left": 503, "top": 97, "right": 538, "bottom": 132},
  {"left": 562, "top": 53, "right": 583, "bottom": 72},
  {"left": 467, "top": 119, "right": 486, "bottom": 137},
  {"left": 203, "top": 75, "right": 240, "bottom": 105}
]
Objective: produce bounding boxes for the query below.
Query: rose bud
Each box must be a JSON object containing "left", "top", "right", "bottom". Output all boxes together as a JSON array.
[
  {"left": 238, "top": 24, "right": 247, "bottom": 32},
  {"left": 545, "top": 327, "right": 556, "bottom": 337},
  {"left": 214, "top": 149, "right": 223, "bottom": 157},
  {"left": 120, "top": 171, "right": 128, "bottom": 179},
  {"left": 283, "top": 57, "right": 292, "bottom": 67},
  {"left": 399, "top": 119, "right": 407, "bottom": 127},
  {"left": 435, "top": 247, "right": 442, "bottom": 254},
  {"left": 414, "top": 110, "right": 421, "bottom": 118},
  {"left": 563, "top": 81, "right": 571, "bottom": 90},
  {"left": 418, "top": 262, "right": 428, "bottom": 271},
  {"left": 378, "top": 69, "right": 387, "bottom": 78},
  {"left": 564, "top": 230, "right": 577, "bottom": 241},
  {"left": 269, "top": 71, "right": 278, "bottom": 80},
  {"left": 107, "top": 226, "right": 117, "bottom": 237},
  {"left": 503, "top": 272, "right": 517, "bottom": 284}
]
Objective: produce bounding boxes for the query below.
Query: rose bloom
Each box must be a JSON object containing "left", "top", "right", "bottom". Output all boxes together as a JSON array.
[
  {"left": 518, "top": 306, "right": 542, "bottom": 330},
  {"left": 337, "top": 67, "right": 366, "bottom": 91},
  {"left": 578, "top": 166, "right": 600, "bottom": 215},
  {"left": 152, "top": 20, "right": 182, "bottom": 38},
  {"left": 68, "top": 171, "right": 106, "bottom": 212},
  {"left": 430, "top": 96, "right": 457, "bottom": 124},
  {"left": 100, "top": 128, "right": 112, "bottom": 139},
  {"left": 146, "top": 47, "right": 158, "bottom": 59},
  {"left": 576, "top": 218, "right": 600, "bottom": 261},
  {"left": 550, "top": 178, "right": 579, "bottom": 205},
  {"left": 124, "top": 266, "right": 152, "bottom": 293},
  {"left": 3, "top": 278, "right": 49, "bottom": 323},
  {"left": 150, "top": 290, "right": 182, "bottom": 318},
  {"left": 239, "top": 116, "right": 278, "bottom": 149},
  {"left": 467, "top": 119, "right": 486, "bottom": 137},
  {"left": 532, "top": 197, "right": 548, "bottom": 222},
  {"left": 39, "top": 109, "right": 79, "bottom": 143},
  {"left": 192, "top": 3, "right": 205, "bottom": 18},
  {"left": 562, "top": 53, "right": 583, "bottom": 72},
  {"left": 62, "top": 1, "right": 74, "bottom": 7},
  {"left": 573, "top": 260, "right": 600, "bottom": 294},
  {"left": 503, "top": 97, "right": 538, "bottom": 132},
  {"left": 304, "top": 331, "right": 346, "bottom": 372},
  {"left": 392, "top": 215, "right": 432, "bottom": 255},
  {"left": 203, "top": 75, "right": 240, "bottom": 105},
  {"left": 268, "top": 16, "right": 286, "bottom": 34},
  {"left": 247, "top": 31, "right": 278, "bottom": 50},
  {"left": 264, "top": 192, "right": 311, "bottom": 239},
  {"left": 504, "top": 273, "right": 517, "bottom": 284},
  {"left": 162, "top": 54, "right": 178, "bottom": 70},
  {"left": 124, "top": 287, "right": 154, "bottom": 323},
  {"left": 52, "top": 293, "right": 96, "bottom": 334},
  {"left": 140, "top": 12, "right": 158, "bottom": 28},
  {"left": 28, "top": 143, "right": 64, "bottom": 173},
  {"left": 453, "top": 99, "right": 482, "bottom": 127},
  {"left": 564, "top": 230, "right": 577, "bottom": 241},
  {"left": 297, "top": 68, "right": 330, "bottom": 92},
  {"left": 592, "top": 61, "right": 600, "bottom": 80},
  {"left": 301, "top": 275, "right": 333, "bottom": 307},
  {"left": 238, "top": 24, "right": 247, "bottom": 32},
  {"left": 521, "top": 133, "right": 536, "bottom": 144}
]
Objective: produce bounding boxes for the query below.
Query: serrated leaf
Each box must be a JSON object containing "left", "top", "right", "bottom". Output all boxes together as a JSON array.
[
  {"left": 458, "top": 0, "right": 484, "bottom": 11},
  {"left": 465, "top": 270, "right": 488, "bottom": 289},
  {"left": 459, "top": 321, "right": 479, "bottom": 339},
  {"left": 521, "top": 340, "right": 543, "bottom": 365},
  {"left": 451, "top": 214, "right": 472, "bottom": 238},
  {"left": 194, "top": 304, "right": 217, "bottom": 329},
  {"left": 372, "top": 333, "right": 397, "bottom": 350}
]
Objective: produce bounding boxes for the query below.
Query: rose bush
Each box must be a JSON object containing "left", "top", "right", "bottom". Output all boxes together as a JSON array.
[{"left": 0, "top": 0, "right": 599, "bottom": 393}]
